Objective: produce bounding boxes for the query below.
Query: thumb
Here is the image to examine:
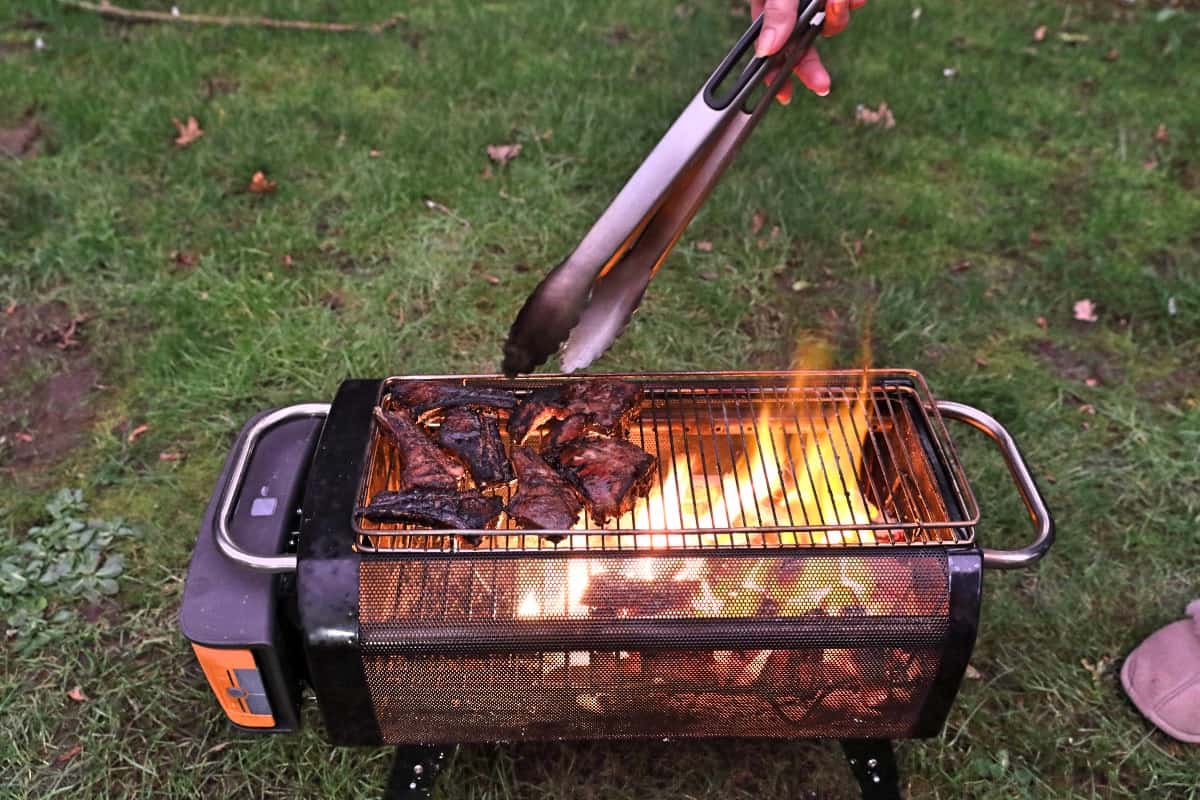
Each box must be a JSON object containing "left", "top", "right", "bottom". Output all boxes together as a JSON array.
[{"left": 756, "top": 0, "right": 800, "bottom": 57}]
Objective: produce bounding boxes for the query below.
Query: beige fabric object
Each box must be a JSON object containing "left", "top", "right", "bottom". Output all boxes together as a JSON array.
[{"left": 1120, "top": 600, "right": 1200, "bottom": 744}]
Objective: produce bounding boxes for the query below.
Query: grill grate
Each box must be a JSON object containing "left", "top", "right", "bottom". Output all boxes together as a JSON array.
[{"left": 354, "top": 371, "right": 978, "bottom": 553}]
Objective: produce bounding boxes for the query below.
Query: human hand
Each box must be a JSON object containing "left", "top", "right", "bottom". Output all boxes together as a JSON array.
[{"left": 749, "top": 0, "right": 867, "bottom": 103}]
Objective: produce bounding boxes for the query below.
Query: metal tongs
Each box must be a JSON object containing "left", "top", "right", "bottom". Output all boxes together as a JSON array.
[{"left": 502, "top": 0, "right": 829, "bottom": 376}]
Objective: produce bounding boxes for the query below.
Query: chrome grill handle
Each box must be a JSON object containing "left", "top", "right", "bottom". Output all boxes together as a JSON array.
[
  {"left": 215, "top": 403, "right": 330, "bottom": 573},
  {"left": 936, "top": 401, "right": 1055, "bottom": 570}
]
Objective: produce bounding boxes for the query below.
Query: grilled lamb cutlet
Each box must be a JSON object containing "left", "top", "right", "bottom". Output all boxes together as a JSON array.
[
  {"left": 507, "top": 379, "right": 644, "bottom": 446},
  {"left": 359, "top": 489, "right": 503, "bottom": 530},
  {"left": 373, "top": 406, "right": 465, "bottom": 491},
  {"left": 506, "top": 447, "right": 582, "bottom": 533},
  {"left": 552, "top": 438, "right": 656, "bottom": 524},
  {"left": 388, "top": 381, "right": 516, "bottom": 422},
  {"left": 436, "top": 407, "right": 513, "bottom": 487}
]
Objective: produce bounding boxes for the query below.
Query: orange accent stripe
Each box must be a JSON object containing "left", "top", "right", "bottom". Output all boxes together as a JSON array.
[{"left": 191, "top": 644, "right": 275, "bottom": 728}]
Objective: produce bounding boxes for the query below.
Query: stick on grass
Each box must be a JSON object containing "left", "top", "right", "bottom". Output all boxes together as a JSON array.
[{"left": 57, "top": 0, "right": 405, "bottom": 34}]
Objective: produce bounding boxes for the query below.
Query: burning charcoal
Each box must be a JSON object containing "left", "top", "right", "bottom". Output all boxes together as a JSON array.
[
  {"left": 436, "top": 408, "right": 513, "bottom": 487},
  {"left": 373, "top": 406, "right": 465, "bottom": 490},
  {"left": 505, "top": 447, "right": 582, "bottom": 532},
  {"left": 359, "top": 488, "right": 503, "bottom": 530},
  {"left": 552, "top": 438, "right": 656, "bottom": 524},
  {"left": 581, "top": 575, "right": 701, "bottom": 617},
  {"left": 388, "top": 380, "right": 517, "bottom": 416},
  {"left": 507, "top": 379, "right": 643, "bottom": 446}
]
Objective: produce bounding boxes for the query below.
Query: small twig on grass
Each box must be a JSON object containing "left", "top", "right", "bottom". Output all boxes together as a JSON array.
[{"left": 56, "top": 0, "right": 405, "bottom": 34}]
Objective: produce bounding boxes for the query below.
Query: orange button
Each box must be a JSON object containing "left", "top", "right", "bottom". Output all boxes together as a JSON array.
[{"left": 192, "top": 644, "right": 276, "bottom": 728}]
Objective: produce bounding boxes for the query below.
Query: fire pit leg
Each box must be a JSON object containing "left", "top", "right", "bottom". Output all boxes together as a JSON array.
[
  {"left": 840, "top": 739, "right": 901, "bottom": 800},
  {"left": 382, "top": 745, "right": 450, "bottom": 800}
]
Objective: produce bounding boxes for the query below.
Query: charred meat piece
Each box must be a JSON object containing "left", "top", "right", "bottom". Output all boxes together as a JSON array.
[
  {"left": 507, "top": 387, "right": 572, "bottom": 446},
  {"left": 506, "top": 447, "right": 582, "bottom": 532},
  {"left": 507, "top": 379, "right": 643, "bottom": 446},
  {"left": 388, "top": 380, "right": 517, "bottom": 422},
  {"left": 553, "top": 438, "right": 656, "bottom": 524},
  {"left": 373, "top": 406, "right": 465, "bottom": 490},
  {"left": 436, "top": 408, "right": 513, "bottom": 487},
  {"left": 359, "top": 489, "right": 503, "bottom": 530}
]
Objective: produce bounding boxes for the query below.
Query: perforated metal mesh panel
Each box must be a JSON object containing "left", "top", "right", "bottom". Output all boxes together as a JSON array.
[{"left": 358, "top": 552, "right": 950, "bottom": 742}]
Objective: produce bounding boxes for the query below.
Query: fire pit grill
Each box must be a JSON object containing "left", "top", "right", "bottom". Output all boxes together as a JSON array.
[
  {"left": 182, "top": 369, "right": 1054, "bottom": 800},
  {"left": 354, "top": 371, "right": 979, "bottom": 553}
]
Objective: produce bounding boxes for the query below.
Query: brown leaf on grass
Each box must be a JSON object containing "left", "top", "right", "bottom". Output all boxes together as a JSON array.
[
  {"left": 159, "top": 451, "right": 184, "bottom": 461},
  {"left": 280, "top": 254, "right": 294, "bottom": 269},
  {"left": 34, "top": 314, "right": 88, "bottom": 350},
  {"left": 750, "top": 208, "right": 766, "bottom": 235},
  {"left": 247, "top": 171, "right": 276, "bottom": 194},
  {"left": 480, "top": 164, "right": 494, "bottom": 180},
  {"left": 1033, "top": 25, "right": 1047, "bottom": 42},
  {"left": 423, "top": 197, "right": 452, "bottom": 214},
  {"left": 854, "top": 103, "right": 895, "bottom": 129},
  {"left": 127, "top": 423, "right": 150, "bottom": 444},
  {"left": 320, "top": 290, "right": 346, "bottom": 311},
  {"left": 485, "top": 143, "right": 522, "bottom": 165},
  {"left": 171, "top": 116, "right": 204, "bottom": 147},
  {"left": 1102, "top": 48, "right": 1120, "bottom": 62},
  {"left": 206, "top": 741, "right": 231, "bottom": 755},
  {"left": 606, "top": 24, "right": 632, "bottom": 45},
  {"left": 949, "top": 259, "right": 972, "bottom": 273},
  {"left": 695, "top": 240, "right": 713, "bottom": 252},
  {"left": 964, "top": 664, "right": 983, "bottom": 680},
  {"left": 1036, "top": 315, "right": 1048, "bottom": 329},
  {"left": 699, "top": 270, "right": 719, "bottom": 281},
  {"left": 15, "top": 431, "right": 34, "bottom": 443},
  {"left": 4, "top": 299, "right": 17, "bottom": 315},
  {"left": 1153, "top": 123, "right": 1169, "bottom": 144},
  {"left": 368, "top": 149, "right": 382, "bottom": 158},
  {"left": 67, "top": 686, "right": 88, "bottom": 703},
  {"left": 54, "top": 744, "right": 82, "bottom": 765},
  {"left": 1073, "top": 299, "right": 1098, "bottom": 323},
  {"left": 1085, "top": 377, "right": 1099, "bottom": 387},
  {"left": 170, "top": 250, "right": 199, "bottom": 270},
  {"left": 1078, "top": 403, "right": 1096, "bottom": 415},
  {"left": 974, "top": 356, "right": 989, "bottom": 367},
  {"left": 0, "top": 109, "right": 41, "bottom": 158},
  {"left": 482, "top": 273, "right": 501, "bottom": 286}
]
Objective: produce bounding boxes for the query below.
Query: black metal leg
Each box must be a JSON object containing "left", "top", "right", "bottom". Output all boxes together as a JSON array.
[
  {"left": 382, "top": 745, "right": 449, "bottom": 800},
  {"left": 840, "top": 739, "right": 902, "bottom": 800}
]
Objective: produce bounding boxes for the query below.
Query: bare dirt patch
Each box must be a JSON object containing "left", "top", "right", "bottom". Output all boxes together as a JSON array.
[
  {"left": 0, "top": 302, "right": 100, "bottom": 474},
  {"left": 1028, "top": 338, "right": 1120, "bottom": 386},
  {"left": 0, "top": 109, "right": 42, "bottom": 158}
]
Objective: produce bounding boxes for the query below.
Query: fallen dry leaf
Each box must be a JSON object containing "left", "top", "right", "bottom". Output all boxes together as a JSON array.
[
  {"left": 159, "top": 451, "right": 184, "bottom": 461},
  {"left": 1085, "top": 377, "right": 1099, "bottom": 387},
  {"left": 974, "top": 356, "right": 989, "bottom": 367},
  {"left": 1036, "top": 315, "right": 1048, "bottom": 329},
  {"left": 4, "top": 299, "right": 16, "bottom": 315},
  {"left": 853, "top": 239, "right": 863, "bottom": 257},
  {"left": 171, "top": 116, "right": 203, "bottom": 148},
  {"left": 854, "top": 102, "right": 896, "bottom": 129},
  {"left": 1103, "top": 48, "right": 1120, "bottom": 62},
  {"left": 369, "top": 148, "right": 382, "bottom": 158},
  {"left": 1028, "top": 230, "right": 1047, "bottom": 248},
  {"left": 964, "top": 664, "right": 983, "bottom": 680},
  {"left": 1079, "top": 404, "right": 1096, "bottom": 415},
  {"left": 1143, "top": 158, "right": 1158, "bottom": 170},
  {"left": 1057, "top": 32, "right": 1089, "bottom": 44},
  {"left": 67, "top": 686, "right": 88, "bottom": 703},
  {"left": 1033, "top": 25, "right": 1047, "bottom": 42},
  {"left": 54, "top": 744, "right": 82, "bottom": 765},
  {"left": 423, "top": 198, "right": 453, "bottom": 215},
  {"left": 791, "top": 279, "right": 812, "bottom": 292},
  {"left": 15, "top": 431, "right": 34, "bottom": 443},
  {"left": 127, "top": 423, "right": 150, "bottom": 444},
  {"left": 485, "top": 143, "right": 522, "bottom": 166},
  {"left": 750, "top": 209, "right": 766, "bottom": 235},
  {"left": 206, "top": 741, "right": 231, "bottom": 755},
  {"left": 170, "top": 250, "right": 199, "bottom": 270},
  {"left": 482, "top": 273, "right": 501, "bottom": 286},
  {"left": 280, "top": 254, "right": 294, "bottom": 269},
  {"left": 1073, "top": 299, "right": 1099, "bottom": 323},
  {"left": 1153, "top": 123, "right": 1169, "bottom": 144},
  {"left": 35, "top": 314, "right": 88, "bottom": 350},
  {"left": 699, "top": 270, "right": 719, "bottom": 281},
  {"left": 247, "top": 171, "right": 276, "bottom": 194},
  {"left": 0, "top": 109, "right": 41, "bottom": 159},
  {"left": 695, "top": 240, "right": 713, "bottom": 253},
  {"left": 320, "top": 290, "right": 346, "bottom": 311},
  {"left": 480, "top": 164, "right": 494, "bottom": 180},
  {"left": 949, "top": 259, "right": 972, "bottom": 273}
]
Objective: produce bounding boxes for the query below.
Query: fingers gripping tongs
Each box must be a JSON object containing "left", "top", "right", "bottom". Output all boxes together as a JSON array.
[{"left": 502, "top": 0, "right": 828, "bottom": 376}]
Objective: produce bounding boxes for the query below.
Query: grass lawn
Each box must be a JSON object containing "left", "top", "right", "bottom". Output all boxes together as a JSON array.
[{"left": 2, "top": 0, "right": 1199, "bottom": 796}]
